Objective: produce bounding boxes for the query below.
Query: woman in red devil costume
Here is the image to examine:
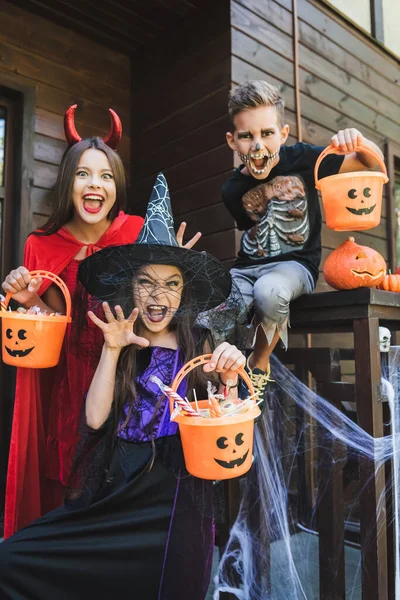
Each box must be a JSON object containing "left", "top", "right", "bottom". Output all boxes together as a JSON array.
[{"left": 1, "top": 106, "right": 200, "bottom": 538}]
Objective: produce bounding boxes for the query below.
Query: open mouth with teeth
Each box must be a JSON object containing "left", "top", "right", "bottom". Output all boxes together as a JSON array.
[
  {"left": 238, "top": 150, "right": 279, "bottom": 175},
  {"left": 144, "top": 305, "right": 170, "bottom": 323},
  {"left": 82, "top": 194, "right": 105, "bottom": 214},
  {"left": 5, "top": 346, "right": 34, "bottom": 358},
  {"left": 214, "top": 450, "right": 249, "bottom": 469}
]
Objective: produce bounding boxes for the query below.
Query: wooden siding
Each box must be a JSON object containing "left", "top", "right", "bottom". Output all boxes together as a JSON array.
[
  {"left": 230, "top": 0, "right": 400, "bottom": 292},
  {"left": 0, "top": 0, "right": 131, "bottom": 249},
  {"left": 131, "top": 0, "right": 234, "bottom": 260},
  {"left": 15, "top": 0, "right": 200, "bottom": 55}
]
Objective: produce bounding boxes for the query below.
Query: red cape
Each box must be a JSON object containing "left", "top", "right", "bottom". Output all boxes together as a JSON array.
[{"left": 4, "top": 212, "right": 143, "bottom": 538}]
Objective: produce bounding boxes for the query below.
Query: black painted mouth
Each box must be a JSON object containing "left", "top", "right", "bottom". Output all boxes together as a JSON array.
[
  {"left": 5, "top": 346, "right": 34, "bottom": 358},
  {"left": 214, "top": 449, "right": 249, "bottom": 469},
  {"left": 346, "top": 205, "right": 376, "bottom": 215}
]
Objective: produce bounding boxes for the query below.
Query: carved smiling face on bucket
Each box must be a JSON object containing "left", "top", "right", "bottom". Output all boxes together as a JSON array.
[
  {"left": 4, "top": 328, "right": 35, "bottom": 358},
  {"left": 346, "top": 186, "right": 376, "bottom": 216},
  {"left": 214, "top": 432, "right": 250, "bottom": 469}
]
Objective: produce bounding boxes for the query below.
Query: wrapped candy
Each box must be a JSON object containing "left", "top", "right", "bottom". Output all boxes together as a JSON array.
[
  {"left": 0, "top": 294, "right": 8, "bottom": 311},
  {"left": 150, "top": 376, "right": 201, "bottom": 419},
  {"left": 151, "top": 376, "right": 263, "bottom": 421}
]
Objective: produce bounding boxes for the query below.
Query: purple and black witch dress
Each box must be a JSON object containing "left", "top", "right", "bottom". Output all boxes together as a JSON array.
[{"left": 0, "top": 346, "right": 215, "bottom": 600}]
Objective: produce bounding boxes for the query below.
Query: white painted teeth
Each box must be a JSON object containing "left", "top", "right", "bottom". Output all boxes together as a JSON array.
[
  {"left": 249, "top": 151, "right": 279, "bottom": 160},
  {"left": 238, "top": 150, "right": 279, "bottom": 169}
]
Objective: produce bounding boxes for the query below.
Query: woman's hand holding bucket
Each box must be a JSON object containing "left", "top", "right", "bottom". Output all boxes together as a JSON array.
[{"left": 2, "top": 266, "right": 42, "bottom": 306}]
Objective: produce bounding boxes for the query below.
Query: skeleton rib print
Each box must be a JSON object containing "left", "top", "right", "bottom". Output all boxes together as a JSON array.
[{"left": 241, "top": 175, "right": 310, "bottom": 259}]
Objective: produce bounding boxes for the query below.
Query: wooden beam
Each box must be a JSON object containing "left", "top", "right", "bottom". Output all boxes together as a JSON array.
[{"left": 353, "top": 317, "right": 388, "bottom": 600}]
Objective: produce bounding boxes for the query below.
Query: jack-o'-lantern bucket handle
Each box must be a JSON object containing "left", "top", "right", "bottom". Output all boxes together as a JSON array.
[
  {"left": 314, "top": 142, "right": 388, "bottom": 190},
  {"left": 170, "top": 354, "right": 255, "bottom": 414},
  {"left": 2, "top": 270, "right": 72, "bottom": 316}
]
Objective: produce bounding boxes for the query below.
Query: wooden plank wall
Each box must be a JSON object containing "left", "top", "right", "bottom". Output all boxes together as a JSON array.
[
  {"left": 230, "top": 0, "right": 400, "bottom": 352},
  {"left": 0, "top": 0, "right": 131, "bottom": 240},
  {"left": 131, "top": 0, "right": 234, "bottom": 264}
]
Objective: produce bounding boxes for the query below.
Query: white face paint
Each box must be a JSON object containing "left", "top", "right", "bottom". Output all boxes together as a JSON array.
[{"left": 379, "top": 326, "right": 391, "bottom": 353}]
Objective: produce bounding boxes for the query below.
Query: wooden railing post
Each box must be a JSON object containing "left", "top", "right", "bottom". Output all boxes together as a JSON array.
[
  {"left": 315, "top": 350, "right": 346, "bottom": 600},
  {"left": 353, "top": 317, "right": 388, "bottom": 600}
]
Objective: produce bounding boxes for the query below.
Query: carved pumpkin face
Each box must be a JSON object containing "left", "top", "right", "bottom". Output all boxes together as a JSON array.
[
  {"left": 214, "top": 432, "right": 250, "bottom": 469},
  {"left": 346, "top": 186, "right": 376, "bottom": 216},
  {"left": 4, "top": 327, "right": 35, "bottom": 357},
  {"left": 323, "top": 237, "right": 386, "bottom": 290}
]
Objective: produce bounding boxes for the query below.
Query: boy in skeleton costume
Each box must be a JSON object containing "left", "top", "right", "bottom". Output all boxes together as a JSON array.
[{"left": 223, "top": 80, "right": 384, "bottom": 396}]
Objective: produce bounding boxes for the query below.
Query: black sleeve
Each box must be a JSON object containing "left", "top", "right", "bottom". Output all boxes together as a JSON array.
[
  {"left": 311, "top": 145, "right": 345, "bottom": 181},
  {"left": 222, "top": 172, "right": 256, "bottom": 231}
]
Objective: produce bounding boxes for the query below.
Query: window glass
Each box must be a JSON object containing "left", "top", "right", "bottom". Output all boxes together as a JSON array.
[
  {"left": 325, "top": 0, "right": 371, "bottom": 33},
  {"left": 382, "top": 0, "right": 400, "bottom": 57}
]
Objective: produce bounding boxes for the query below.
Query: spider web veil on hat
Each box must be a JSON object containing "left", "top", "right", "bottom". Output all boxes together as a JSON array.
[{"left": 78, "top": 173, "right": 232, "bottom": 314}]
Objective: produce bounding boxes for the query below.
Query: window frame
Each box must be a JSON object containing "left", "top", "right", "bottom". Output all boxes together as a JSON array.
[
  {"left": 320, "top": 0, "right": 399, "bottom": 59},
  {"left": 0, "top": 79, "right": 35, "bottom": 534},
  {"left": 386, "top": 141, "right": 400, "bottom": 271},
  {"left": 0, "top": 98, "right": 16, "bottom": 281}
]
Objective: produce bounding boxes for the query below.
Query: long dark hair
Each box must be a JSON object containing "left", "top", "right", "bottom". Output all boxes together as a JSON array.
[{"left": 35, "top": 138, "right": 127, "bottom": 236}]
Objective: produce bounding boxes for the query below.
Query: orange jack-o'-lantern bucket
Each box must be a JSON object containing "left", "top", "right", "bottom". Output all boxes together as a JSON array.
[
  {"left": 0, "top": 270, "right": 72, "bottom": 368},
  {"left": 171, "top": 354, "right": 261, "bottom": 480},
  {"left": 314, "top": 143, "right": 388, "bottom": 231}
]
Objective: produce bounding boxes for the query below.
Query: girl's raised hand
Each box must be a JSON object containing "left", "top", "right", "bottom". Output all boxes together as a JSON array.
[
  {"left": 176, "top": 222, "right": 202, "bottom": 249},
  {"left": 88, "top": 303, "right": 149, "bottom": 351},
  {"left": 203, "top": 342, "right": 246, "bottom": 385},
  {"left": 2, "top": 266, "right": 42, "bottom": 305}
]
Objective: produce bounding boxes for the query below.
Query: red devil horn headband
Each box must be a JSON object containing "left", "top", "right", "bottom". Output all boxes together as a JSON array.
[{"left": 63, "top": 104, "right": 122, "bottom": 151}]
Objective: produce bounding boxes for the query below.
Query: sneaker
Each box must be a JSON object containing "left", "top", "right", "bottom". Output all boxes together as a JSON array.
[{"left": 241, "top": 354, "right": 273, "bottom": 410}]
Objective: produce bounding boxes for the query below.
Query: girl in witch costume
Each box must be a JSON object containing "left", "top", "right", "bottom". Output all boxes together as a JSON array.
[
  {"left": 0, "top": 173, "right": 244, "bottom": 600},
  {"left": 1, "top": 107, "right": 201, "bottom": 538}
]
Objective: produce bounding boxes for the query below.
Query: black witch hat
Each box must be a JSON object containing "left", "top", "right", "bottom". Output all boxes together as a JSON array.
[{"left": 78, "top": 173, "right": 232, "bottom": 312}]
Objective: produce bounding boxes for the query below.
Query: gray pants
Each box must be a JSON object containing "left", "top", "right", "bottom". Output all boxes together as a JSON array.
[{"left": 230, "top": 261, "right": 315, "bottom": 349}]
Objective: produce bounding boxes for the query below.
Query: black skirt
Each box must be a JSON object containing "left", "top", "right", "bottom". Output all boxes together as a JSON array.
[{"left": 0, "top": 436, "right": 214, "bottom": 600}]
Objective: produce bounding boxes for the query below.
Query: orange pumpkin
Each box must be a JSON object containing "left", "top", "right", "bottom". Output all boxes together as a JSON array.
[
  {"left": 323, "top": 237, "right": 386, "bottom": 290},
  {"left": 377, "top": 273, "right": 400, "bottom": 292}
]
